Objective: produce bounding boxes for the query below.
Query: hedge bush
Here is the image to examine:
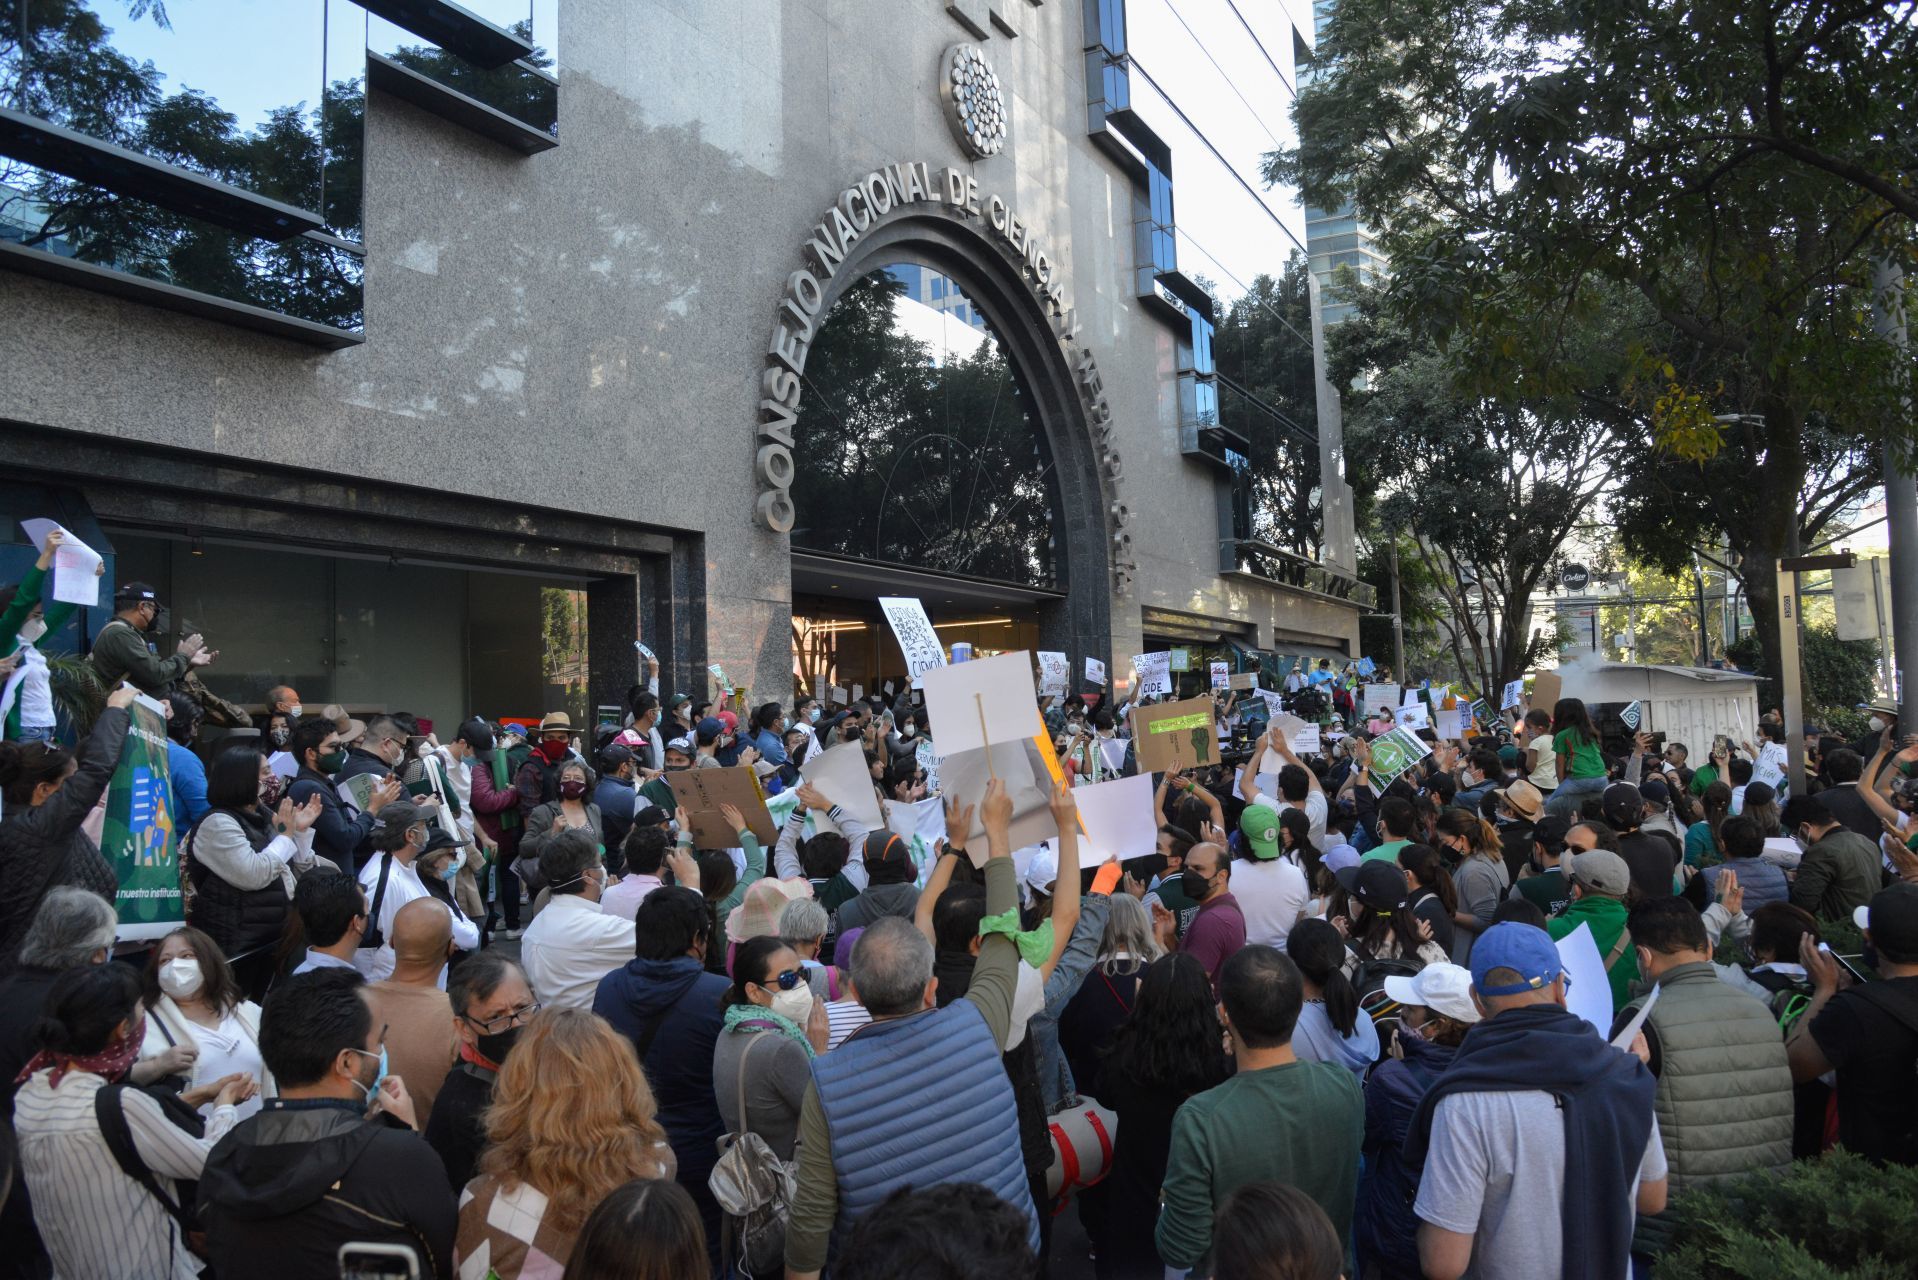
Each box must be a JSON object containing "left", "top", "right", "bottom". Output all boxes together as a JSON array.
[{"left": 1654, "top": 1152, "right": 1918, "bottom": 1280}]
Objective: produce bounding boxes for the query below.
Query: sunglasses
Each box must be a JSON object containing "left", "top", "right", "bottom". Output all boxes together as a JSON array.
[{"left": 761, "top": 969, "right": 806, "bottom": 992}]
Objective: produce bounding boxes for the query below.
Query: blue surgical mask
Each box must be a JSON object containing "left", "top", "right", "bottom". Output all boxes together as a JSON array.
[
  {"left": 439, "top": 853, "right": 464, "bottom": 881},
  {"left": 348, "top": 1043, "right": 388, "bottom": 1105},
  {"left": 807, "top": 707, "right": 821, "bottom": 724}
]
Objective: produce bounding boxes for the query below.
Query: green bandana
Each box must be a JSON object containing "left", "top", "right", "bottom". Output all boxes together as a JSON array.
[
  {"left": 978, "top": 910, "right": 1055, "bottom": 969},
  {"left": 722, "top": 1002, "right": 815, "bottom": 1058}
]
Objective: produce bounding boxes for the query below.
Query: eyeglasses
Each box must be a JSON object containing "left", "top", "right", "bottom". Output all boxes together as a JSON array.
[
  {"left": 762, "top": 969, "right": 806, "bottom": 992},
  {"left": 462, "top": 1002, "right": 541, "bottom": 1034}
]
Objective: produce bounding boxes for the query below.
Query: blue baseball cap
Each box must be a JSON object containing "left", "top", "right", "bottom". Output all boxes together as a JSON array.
[{"left": 1470, "top": 921, "right": 1564, "bottom": 997}]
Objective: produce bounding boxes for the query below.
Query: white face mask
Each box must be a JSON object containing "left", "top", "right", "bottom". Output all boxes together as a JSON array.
[
  {"left": 17, "top": 617, "right": 46, "bottom": 643},
  {"left": 770, "top": 984, "right": 814, "bottom": 1025},
  {"left": 288, "top": 703, "right": 304, "bottom": 717},
  {"left": 158, "top": 957, "right": 204, "bottom": 1000},
  {"left": 1870, "top": 716, "right": 1888, "bottom": 733}
]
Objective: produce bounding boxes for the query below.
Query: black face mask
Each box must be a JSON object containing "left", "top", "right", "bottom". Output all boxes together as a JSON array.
[
  {"left": 1180, "top": 869, "right": 1212, "bottom": 899},
  {"left": 476, "top": 1024, "right": 523, "bottom": 1065}
]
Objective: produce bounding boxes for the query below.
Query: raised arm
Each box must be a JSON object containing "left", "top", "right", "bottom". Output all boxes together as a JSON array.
[
  {"left": 963, "top": 780, "right": 1022, "bottom": 1050},
  {"left": 1039, "top": 784, "right": 1082, "bottom": 986}
]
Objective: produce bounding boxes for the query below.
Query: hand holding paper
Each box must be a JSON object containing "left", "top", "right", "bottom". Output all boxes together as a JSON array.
[{"left": 20, "top": 519, "right": 103, "bottom": 608}]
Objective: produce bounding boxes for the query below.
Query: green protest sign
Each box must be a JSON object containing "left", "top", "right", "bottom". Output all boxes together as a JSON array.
[
  {"left": 1366, "top": 726, "right": 1432, "bottom": 788},
  {"left": 102, "top": 694, "right": 185, "bottom": 940}
]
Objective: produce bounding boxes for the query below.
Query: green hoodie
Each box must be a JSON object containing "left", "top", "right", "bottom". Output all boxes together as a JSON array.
[{"left": 1547, "top": 893, "right": 1638, "bottom": 1010}]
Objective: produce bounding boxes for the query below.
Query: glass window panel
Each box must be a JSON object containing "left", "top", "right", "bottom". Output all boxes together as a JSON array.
[
  {"left": 322, "top": 0, "right": 366, "bottom": 242},
  {"left": 7, "top": 0, "right": 328, "bottom": 216},
  {"left": 790, "top": 264, "right": 1062, "bottom": 591},
  {"left": 368, "top": 4, "right": 556, "bottom": 141}
]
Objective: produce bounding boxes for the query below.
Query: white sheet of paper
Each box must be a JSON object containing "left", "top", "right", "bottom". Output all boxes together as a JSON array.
[
  {"left": 1395, "top": 702, "right": 1432, "bottom": 731},
  {"left": 1556, "top": 922, "right": 1616, "bottom": 1030},
  {"left": 923, "top": 649, "right": 1039, "bottom": 758},
  {"left": 800, "top": 742, "right": 885, "bottom": 829},
  {"left": 1037, "top": 651, "right": 1070, "bottom": 698},
  {"left": 1501, "top": 679, "right": 1525, "bottom": 710},
  {"left": 1097, "top": 737, "right": 1129, "bottom": 774},
  {"left": 884, "top": 795, "right": 948, "bottom": 846},
  {"left": 915, "top": 738, "right": 940, "bottom": 795},
  {"left": 938, "top": 739, "right": 1058, "bottom": 863},
  {"left": 1209, "top": 661, "right": 1229, "bottom": 690},
  {"left": 1435, "top": 707, "right": 1462, "bottom": 740},
  {"left": 1237, "top": 766, "right": 1281, "bottom": 802},
  {"left": 1049, "top": 772, "right": 1156, "bottom": 866},
  {"left": 1430, "top": 684, "right": 1450, "bottom": 707},
  {"left": 1085, "top": 657, "right": 1107, "bottom": 686},
  {"left": 830, "top": 685, "right": 848, "bottom": 705},
  {"left": 852, "top": 683, "right": 864, "bottom": 702},
  {"left": 1292, "top": 723, "right": 1323, "bottom": 755},
  {"left": 1132, "top": 652, "right": 1173, "bottom": 697},
  {"left": 1363, "top": 684, "right": 1401, "bottom": 715},
  {"left": 1610, "top": 985, "right": 1660, "bottom": 1050},
  {"left": 1753, "top": 741, "right": 1789, "bottom": 789},
  {"left": 1403, "top": 685, "right": 1423, "bottom": 707},
  {"left": 878, "top": 596, "right": 948, "bottom": 688},
  {"left": 20, "top": 519, "right": 101, "bottom": 607}
]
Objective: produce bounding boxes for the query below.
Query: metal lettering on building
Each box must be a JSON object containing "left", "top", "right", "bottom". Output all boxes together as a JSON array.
[{"left": 754, "top": 159, "right": 1130, "bottom": 590}]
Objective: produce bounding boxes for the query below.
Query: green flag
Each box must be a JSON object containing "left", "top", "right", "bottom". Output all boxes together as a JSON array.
[{"left": 102, "top": 694, "right": 186, "bottom": 940}]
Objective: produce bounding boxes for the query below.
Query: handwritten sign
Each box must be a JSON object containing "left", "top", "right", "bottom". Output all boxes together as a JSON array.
[
  {"left": 1084, "top": 657, "right": 1107, "bottom": 686},
  {"left": 1500, "top": 679, "right": 1526, "bottom": 711},
  {"left": 1037, "top": 651, "right": 1070, "bottom": 698},
  {"left": 1209, "top": 661, "right": 1230, "bottom": 691},
  {"left": 879, "top": 596, "right": 948, "bottom": 689},
  {"left": 1362, "top": 684, "right": 1401, "bottom": 716},
  {"left": 1132, "top": 652, "right": 1173, "bottom": 698},
  {"left": 665, "top": 766, "right": 777, "bottom": 849}
]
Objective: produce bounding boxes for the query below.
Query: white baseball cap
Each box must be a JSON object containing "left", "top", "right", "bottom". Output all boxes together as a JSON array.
[{"left": 1381, "top": 963, "right": 1481, "bottom": 1025}]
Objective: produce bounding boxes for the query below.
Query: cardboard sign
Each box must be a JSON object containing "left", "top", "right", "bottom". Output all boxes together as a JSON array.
[
  {"left": 800, "top": 742, "right": 885, "bottom": 830},
  {"left": 922, "top": 649, "right": 1039, "bottom": 758},
  {"left": 1395, "top": 702, "right": 1432, "bottom": 731},
  {"left": 1228, "top": 671, "right": 1259, "bottom": 691},
  {"left": 665, "top": 766, "right": 777, "bottom": 849},
  {"left": 1132, "top": 696, "right": 1219, "bottom": 774},
  {"left": 1209, "top": 661, "right": 1229, "bottom": 691},
  {"left": 1367, "top": 726, "right": 1432, "bottom": 787},
  {"left": 1085, "top": 657, "right": 1107, "bottom": 686},
  {"left": 879, "top": 596, "right": 948, "bottom": 688},
  {"left": 1037, "top": 651, "right": 1070, "bottom": 698},
  {"left": 1362, "top": 684, "right": 1401, "bottom": 716},
  {"left": 1169, "top": 649, "right": 1191, "bottom": 673},
  {"left": 1530, "top": 670, "right": 1562, "bottom": 713},
  {"left": 1435, "top": 707, "right": 1462, "bottom": 741},
  {"left": 1132, "top": 652, "right": 1173, "bottom": 698}
]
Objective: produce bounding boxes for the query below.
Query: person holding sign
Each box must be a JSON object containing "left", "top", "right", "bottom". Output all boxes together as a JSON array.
[
  {"left": 1238, "top": 723, "right": 1329, "bottom": 850},
  {"left": 1, "top": 529, "right": 105, "bottom": 742}
]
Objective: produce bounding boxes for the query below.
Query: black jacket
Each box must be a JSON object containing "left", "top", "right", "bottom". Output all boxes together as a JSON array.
[
  {"left": 1820, "top": 782, "right": 1886, "bottom": 846},
  {"left": 287, "top": 765, "right": 378, "bottom": 872},
  {"left": 184, "top": 809, "right": 290, "bottom": 958},
  {"left": 0, "top": 708, "right": 126, "bottom": 973},
  {"left": 200, "top": 1098, "right": 456, "bottom": 1280},
  {"left": 423, "top": 1061, "right": 494, "bottom": 1193}
]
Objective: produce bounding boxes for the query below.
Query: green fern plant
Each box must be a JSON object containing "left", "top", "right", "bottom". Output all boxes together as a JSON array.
[{"left": 45, "top": 654, "right": 106, "bottom": 736}]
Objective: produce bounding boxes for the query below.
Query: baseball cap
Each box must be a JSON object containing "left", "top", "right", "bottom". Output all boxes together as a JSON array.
[
  {"left": 862, "top": 830, "right": 910, "bottom": 869},
  {"left": 1470, "top": 921, "right": 1565, "bottom": 996},
  {"left": 664, "top": 736, "right": 694, "bottom": 755},
  {"left": 1570, "top": 849, "right": 1632, "bottom": 898},
  {"left": 634, "top": 804, "right": 669, "bottom": 828},
  {"left": 1335, "top": 859, "right": 1409, "bottom": 912},
  {"left": 421, "top": 827, "right": 463, "bottom": 854},
  {"left": 113, "top": 581, "right": 160, "bottom": 607},
  {"left": 1744, "top": 781, "right": 1776, "bottom": 809},
  {"left": 1382, "top": 963, "right": 1482, "bottom": 1025},
  {"left": 1240, "top": 803, "right": 1282, "bottom": 860},
  {"left": 1640, "top": 776, "right": 1670, "bottom": 804},
  {"left": 1497, "top": 744, "right": 1521, "bottom": 768},
  {"left": 456, "top": 716, "right": 495, "bottom": 756},
  {"left": 1531, "top": 814, "right": 1572, "bottom": 855},
  {"left": 1321, "top": 844, "right": 1361, "bottom": 876},
  {"left": 1601, "top": 782, "right": 1644, "bottom": 829},
  {"left": 1024, "top": 845, "right": 1059, "bottom": 895},
  {"left": 1492, "top": 779, "right": 1544, "bottom": 822},
  {"left": 596, "top": 743, "right": 634, "bottom": 772},
  {"left": 1854, "top": 883, "right": 1918, "bottom": 959},
  {"left": 695, "top": 717, "right": 724, "bottom": 745}
]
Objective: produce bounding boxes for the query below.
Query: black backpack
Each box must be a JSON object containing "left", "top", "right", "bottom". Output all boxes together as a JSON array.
[{"left": 93, "top": 1082, "right": 205, "bottom": 1255}]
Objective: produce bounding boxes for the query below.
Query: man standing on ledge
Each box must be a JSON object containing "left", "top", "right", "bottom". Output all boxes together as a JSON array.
[
  {"left": 782, "top": 778, "right": 1035, "bottom": 1279},
  {"left": 89, "top": 581, "right": 214, "bottom": 696}
]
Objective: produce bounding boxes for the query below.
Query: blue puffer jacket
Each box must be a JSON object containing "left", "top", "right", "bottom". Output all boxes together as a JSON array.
[
  {"left": 592, "top": 955, "right": 728, "bottom": 1182},
  {"left": 1356, "top": 1031, "right": 1458, "bottom": 1280}
]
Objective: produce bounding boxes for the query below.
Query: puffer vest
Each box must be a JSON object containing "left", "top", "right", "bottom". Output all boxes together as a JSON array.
[
  {"left": 184, "top": 812, "right": 289, "bottom": 958},
  {"left": 1638, "top": 961, "right": 1794, "bottom": 1189},
  {"left": 810, "top": 999, "right": 1037, "bottom": 1255}
]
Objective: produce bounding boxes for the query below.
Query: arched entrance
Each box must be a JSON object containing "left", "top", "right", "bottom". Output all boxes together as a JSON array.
[{"left": 783, "top": 211, "right": 1114, "bottom": 693}]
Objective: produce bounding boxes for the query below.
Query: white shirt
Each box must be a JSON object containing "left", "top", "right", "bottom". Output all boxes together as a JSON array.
[
  {"left": 15, "top": 1068, "right": 238, "bottom": 1280},
  {"left": 521, "top": 893, "right": 636, "bottom": 1010},
  {"left": 4, "top": 641, "right": 53, "bottom": 728},
  {"left": 600, "top": 872, "right": 663, "bottom": 921},
  {"left": 1231, "top": 856, "right": 1310, "bottom": 949},
  {"left": 1243, "top": 784, "right": 1329, "bottom": 851},
  {"left": 434, "top": 747, "right": 475, "bottom": 840},
  {"left": 139, "top": 997, "right": 273, "bottom": 1121},
  {"left": 355, "top": 853, "right": 479, "bottom": 983}
]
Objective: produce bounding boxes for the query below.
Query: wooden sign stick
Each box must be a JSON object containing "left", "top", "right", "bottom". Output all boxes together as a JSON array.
[{"left": 975, "top": 693, "right": 997, "bottom": 781}]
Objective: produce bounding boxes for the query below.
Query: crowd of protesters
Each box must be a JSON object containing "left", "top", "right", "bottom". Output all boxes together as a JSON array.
[{"left": 0, "top": 555, "right": 1916, "bottom": 1279}]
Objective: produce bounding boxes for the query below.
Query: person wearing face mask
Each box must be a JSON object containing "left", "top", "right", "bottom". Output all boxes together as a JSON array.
[
  {"left": 197, "top": 967, "right": 455, "bottom": 1278},
  {"left": 414, "top": 827, "right": 481, "bottom": 953},
  {"left": 426, "top": 952, "right": 535, "bottom": 1191},
  {"left": 520, "top": 829, "right": 638, "bottom": 1011},
  {"left": 515, "top": 711, "right": 583, "bottom": 807},
  {"left": 1148, "top": 841, "right": 1245, "bottom": 992},
  {"left": 138, "top": 925, "right": 271, "bottom": 1120},
  {"left": 1850, "top": 699, "right": 1901, "bottom": 765},
  {"left": 746, "top": 700, "right": 791, "bottom": 767},
  {"left": 16, "top": 962, "right": 252, "bottom": 1280},
  {"left": 285, "top": 719, "right": 400, "bottom": 873},
  {"left": 0, "top": 686, "right": 137, "bottom": 974},
  {"left": 714, "top": 935, "right": 829, "bottom": 1172},
  {"left": 355, "top": 802, "right": 478, "bottom": 984},
  {"left": 264, "top": 685, "right": 303, "bottom": 723},
  {"left": 520, "top": 759, "right": 604, "bottom": 903},
  {"left": 364, "top": 899, "right": 459, "bottom": 1124},
  {"left": 87, "top": 581, "right": 214, "bottom": 698},
  {"left": 1, "top": 529, "right": 103, "bottom": 742}
]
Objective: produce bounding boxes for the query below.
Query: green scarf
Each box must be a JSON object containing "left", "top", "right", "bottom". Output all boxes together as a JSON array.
[
  {"left": 978, "top": 910, "right": 1055, "bottom": 969},
  {"left": 490, "top": 750, "right": 520, "bottom": 831},
  {"left": 723, "top": 1003, "right": 815, "bottom": 1058}
]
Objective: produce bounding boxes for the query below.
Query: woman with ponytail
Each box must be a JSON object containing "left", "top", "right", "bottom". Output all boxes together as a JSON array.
[
  {"left": 1285, "top": 918, "right": 1378, "bottom": 1076},
  {"left": 1433, "top": 808, "right": 1509, "bottom": 966},
  {"left": 1278, "top": 807, "right": 1322, "bottom": 887},
  {"left": 1395, "top": 844, "right": 1457, "bottom": 957},
  {"left": 1685, "top": 780, "right": 1735, "bottom": 867}
]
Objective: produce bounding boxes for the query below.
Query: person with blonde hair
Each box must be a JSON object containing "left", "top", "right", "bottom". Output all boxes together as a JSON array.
[{"left": 455, "top": 1008, "right": 675, "bottom": 1278}]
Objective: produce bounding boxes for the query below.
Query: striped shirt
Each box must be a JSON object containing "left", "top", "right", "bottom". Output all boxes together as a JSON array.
[
  {"left": 15, "top": 1069, "right": 237, "bottom": 1280},
  {"left": 824, "top": 1000, "right": 871, "bottom": 1051}
]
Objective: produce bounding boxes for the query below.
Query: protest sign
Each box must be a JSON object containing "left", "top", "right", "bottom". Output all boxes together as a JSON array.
[
  {"left": 1469, "top": 698, "right": 1493, "bottom": 728},
  {"left": 20, "top": 519, "right": 102, "bottom": 608},
  {"left": 1530, "top": 670, "right": 1562, "bottom": 712},
  {"left": 1037, "top": 651, "right": 1070, "bottom": 698},
  {"left": 1270, "top": 712, "right": 1321, "bottom": 756},
  {"left": 1097, "top": 737, "right": 1128, "bottom": 775},
  {"left": 940, "top": 738, "right": 1058, "bottom": 862},
  {"left": 1362, "top": 684, "right": 1401, "bottom": 716},
  {"left": 666, "top": 766, "right": 777, "bottom": 849},
  {"left": 878, "top": 596, "right": 948, "bottom": 688},
  {"left": 1556, "top": 922, "right": 1617, "bottom": 1028},
  {"left": 1403, "top": 685, "right": 1423, "bottom": 706},
  {"left": 1228, "top": 671, "right": 1258, "bottom": 691},
  {"left": 1132, "top": 696, "right": 1219, "bottom": 774},
  {"left": 1209, "top": 661, "right": 1229, "bottom": 690},
  {"left": 1435, "top": 706, "right": 1462, "bottom": 741},
  {"left": 1357, "top": 656, "right": 1376, "bottom": 677},
  {"left": 1291, "top": 722, "right": 1323, "bottom": 755},
  {"left": 916, "top": 737, "right": 940, "bottom": 795},
  {"left": 1084, "top": 657, "right": 1107, "bottom": 686},
  {"left": 852, "top": 683, "right": 864, "bottom": 702},
  {"left": 101, "top": 693, "right": 184, "bottom": 939},
  {"left": 708, "top": 663, "right": 729, "bottom": 689},
  {"left": 1050, "top": 773, "right": 1155, "bottom": 865},
  {"left": 1430, "top": 684, "right": 1451, "bottom": 708},
  {"left": 1169, "top": 649, "right": 1191, "bottom": 673},
  {"left": 829, "top": 685, "right": 848, "bottom": 706},
  {"left": 1255, "top": 689, "right": 1285, "bottom": 720},
  {"left": 923, "top": 650, "right": 1039, "bottom": 758},
  {"left": 800, "top": 742, "right": 886, "bottom": 830},
  {"left": 633, "top": 640, "right": 656, "bottom": 666},
  {"left": 1394, "top": 702, "right": 1432, "bottom": 731},
  {"left": 1500, "top": 679, "right": 1525, "bottom": 710},
  {"left": 1619, "top": 700, "right": 1644, "bottom": 731},
  {"left": 1131, "top": 652, "right": 1173, "bottom": 698},
  {"left": 1753, "top": 741, "right": 1789, "bottom": 789},
  {"left": 337, "top": 772, "right": 382, "bottom": 816},
  {"left": 1366, "top": 726, "right": 1431, "bottom": 787}
]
